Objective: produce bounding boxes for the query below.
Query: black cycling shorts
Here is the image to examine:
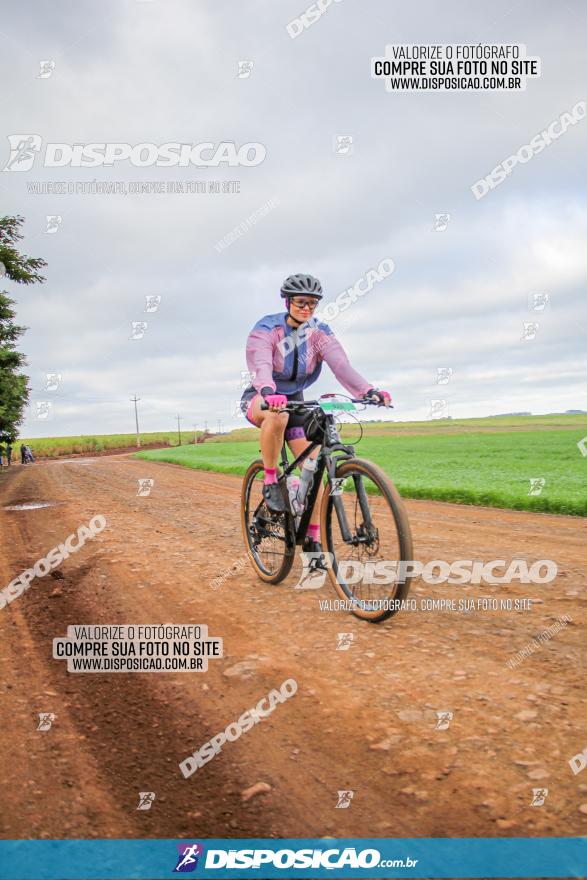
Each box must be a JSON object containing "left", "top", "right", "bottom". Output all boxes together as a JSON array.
[{"left": 240, "top": 387, "right": 308, "bottom": 440}]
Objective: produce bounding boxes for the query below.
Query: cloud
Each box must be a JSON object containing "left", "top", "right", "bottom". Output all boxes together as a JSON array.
[{"left": 0, "top": 0, "right": 585, "bottom": 435}]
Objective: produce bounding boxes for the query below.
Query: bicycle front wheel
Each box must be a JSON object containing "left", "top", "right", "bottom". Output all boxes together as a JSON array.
[{"left": 321, "top": 458, "right": 414, "bottom": 623}]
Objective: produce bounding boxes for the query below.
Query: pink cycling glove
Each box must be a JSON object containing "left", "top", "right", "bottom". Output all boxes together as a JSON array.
[
  {"left": 366, "top": 388, "right": 392, "bottom": 406},
  {"left": 264, "top": 393, "right": 288, "bottom": 408}
]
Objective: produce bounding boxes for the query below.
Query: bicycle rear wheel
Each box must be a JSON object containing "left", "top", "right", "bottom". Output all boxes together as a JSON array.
[
  {"left": 241, "top": 460, "right": 295, "bottom": 584},
  {"left": 321, "top": 457, "right": 413, "bottom": 622}
]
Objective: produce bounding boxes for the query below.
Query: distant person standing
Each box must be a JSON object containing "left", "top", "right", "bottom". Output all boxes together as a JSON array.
[
  {"left": 24, "top": 445, "right": 35, "bottom": 463},
  {"left": 20, "top": 443, "right": 27, "bottom": 465},
  {"left": 0, "top": 443, "right": 5, "bottom": 467},
  {"left": 6, "top": 443, "right": 12, "bottom": 465}
]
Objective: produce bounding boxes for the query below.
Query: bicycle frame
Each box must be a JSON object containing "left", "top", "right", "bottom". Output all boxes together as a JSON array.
[
  {"left": 276, "top": 410, "right": 370, "bottom": 546},
  {"left": 246, "top": 396, "right": 412, "bottom": 620}
]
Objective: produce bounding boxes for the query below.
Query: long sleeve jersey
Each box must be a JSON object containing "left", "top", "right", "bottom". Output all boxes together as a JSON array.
[{"left": 245, "top": 312, "right": 373, "bottom": 399}]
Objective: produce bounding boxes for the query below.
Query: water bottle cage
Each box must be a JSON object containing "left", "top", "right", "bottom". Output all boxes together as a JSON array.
[
  {"left": 295, "top": 458, "right": 318, "bottom": 513},
  {"left": 295, "top": 477, "right": 313, "bottom": 512}
]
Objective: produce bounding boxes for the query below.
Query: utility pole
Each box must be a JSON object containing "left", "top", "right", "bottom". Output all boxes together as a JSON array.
[
  {"left": 217, "top": 419, "right": 222, "bottom": 434},
  {"left": 204, "top": 421, "right": 208, "bottom": 434},
  {"left": 176, "top": 414, "right": 182, "bottom": 447},
  {"left": 131, "top": 395, "right": 141, "bottom": 448}
]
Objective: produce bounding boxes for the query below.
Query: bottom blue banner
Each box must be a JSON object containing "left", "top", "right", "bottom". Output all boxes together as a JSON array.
[{"left": 0, "top": 837, "right": 585, "bottom": 879}]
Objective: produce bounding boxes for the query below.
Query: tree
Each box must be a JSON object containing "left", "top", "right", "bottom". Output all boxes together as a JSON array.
[{"left": 0, "top": 216, "right": 47, "bottom": 440}]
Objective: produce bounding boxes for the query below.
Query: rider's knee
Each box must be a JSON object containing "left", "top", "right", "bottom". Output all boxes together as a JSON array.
[{"left": 263, "top": 410, "right": 288, "bottom": 431}]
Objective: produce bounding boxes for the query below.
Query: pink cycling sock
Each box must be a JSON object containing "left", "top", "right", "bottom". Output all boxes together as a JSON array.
[
  {"left": 306, "top": 523, "right": 320, "bottom": 540},
  {"left": 263, "top": 467, "right": 278, "bottom": 485}
]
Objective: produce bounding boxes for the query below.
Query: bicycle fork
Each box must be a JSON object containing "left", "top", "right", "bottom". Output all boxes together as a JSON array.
[{"left": 326, "top": 458, "right": 376, "bottom": 546}]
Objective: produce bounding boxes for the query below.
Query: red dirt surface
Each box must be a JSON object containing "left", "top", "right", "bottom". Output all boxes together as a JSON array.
[{"left": 0, "top": 454, "right": 585, "bottom": 874}]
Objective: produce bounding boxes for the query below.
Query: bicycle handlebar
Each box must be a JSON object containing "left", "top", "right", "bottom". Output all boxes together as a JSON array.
[{"left": 259, "top": 397, "right": 393, "bottom": 411}]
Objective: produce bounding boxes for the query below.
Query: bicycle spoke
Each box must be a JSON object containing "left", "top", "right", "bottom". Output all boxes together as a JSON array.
[
  {"left": 245, "top": 469, "right": 290, "bottom": 577},
  {"left": 328, "top": 468, "right": 403, "bottom": 609}
]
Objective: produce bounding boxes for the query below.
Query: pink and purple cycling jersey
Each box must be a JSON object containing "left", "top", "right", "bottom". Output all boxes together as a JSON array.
[{"left": 240, "top": 312, "right": 373, "bottom": 418}]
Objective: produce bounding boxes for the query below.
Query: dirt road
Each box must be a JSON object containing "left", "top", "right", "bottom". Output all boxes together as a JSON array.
[{"left": 0, "top": 455, "right": 585, "bottom": 844}]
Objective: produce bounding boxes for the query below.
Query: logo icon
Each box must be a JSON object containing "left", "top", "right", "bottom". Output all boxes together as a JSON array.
[
  {"left": 433, "top": 213, "right": 450, "bottom": 232},
  {"left": 335, "top": 789, "right": 354, "bottom": 808},
  {"left": 294, "top": 552, "right": 330, "bottom": 590},
  {"left": 45, "top": 215, "right": 62, "bottom": 234},
  {"left": 129, "top": 321, "right": 148, "bottom": 340},
  {"left": 577, "top": 436, "right": 587, "bottom": 457},
  {"left": 435, "top": 710, "right": 453, "bottom": 730},
  {"left": 528, "top": 292, "right": 549, "bottom": 312},
  {"left": 334, "top": 135, "right": 353, "bottom": 155},
  {"left": 239, "top": 369, "right": 256, "bottom": 390},
  {"left": 237, "top": 61, "right": 254, "bottom": 79},
  {"left": 4, "top": 134, "right": 42, "bottom": 171},
  {"left": 530, "top": 787, "right": 548, "bottom": 806},
  {"left": 137, "top": 478, "right": 155, "bottom": 497},
  {"left": 137, "top": 791, "right": 156, "bottom": 810},
  {"left": 528, "top": 477, "right": 545, "bottom": 497},
  {"left": 429, "top": 398, "right": 449, "bottom": 419},
  {"left": 174, "top": 843, "right": 204, "bottom": 873},
  {"left": 145, "top": 295, "right": 161, "bottom": 313},
  {"left": 521, "top": 321, "right": 539, "bottom": 341},
  {"left": 434, "top": 367, "right": 453, "bottom": 385},
  {"left": 35, "top": 401, "right": 53, "bottom": 420},
  {"left": 37, "top": 712, "right": 56, "bottom": 731},
  {"left": 336, "top": 632, "right": 354, "bottom": 651},
  {"left": 37, "top": 60, "right": 56, "bottom": 79},
  {"left": 45, "top": 372, "right": 62, "bottom": 391},
  {"left": 569, "top": 746, "right": 587, "bottom": 776},
  {"left": 330, "top": 477, "right": 345, "bottom": 497}
]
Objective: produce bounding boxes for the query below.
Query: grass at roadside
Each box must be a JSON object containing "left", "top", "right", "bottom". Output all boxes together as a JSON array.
[
  {"left": 208, "top": 412, "right": 587, "bottom": 440},
  {"left": 134, "top": 426, "right": 587, "bottom": 516}
]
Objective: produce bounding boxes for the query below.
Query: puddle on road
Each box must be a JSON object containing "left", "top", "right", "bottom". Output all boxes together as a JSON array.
[{"left": 3, "top": 501, "right": 62, "bottom": 511}]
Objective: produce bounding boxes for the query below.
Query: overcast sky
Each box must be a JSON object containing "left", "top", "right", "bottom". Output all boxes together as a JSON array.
[{"left": 1, "top": 0, "right": 586, "bottom": 438}]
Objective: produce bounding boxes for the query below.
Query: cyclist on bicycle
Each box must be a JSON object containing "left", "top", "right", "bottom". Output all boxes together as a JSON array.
[{"left": 240, "top": 273, "right": 391, "bottom": 558}]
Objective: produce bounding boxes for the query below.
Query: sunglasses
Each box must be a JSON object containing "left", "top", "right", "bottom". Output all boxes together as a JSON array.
[{"left": 290, "top": 298, "right": 319, "bottom": 310}]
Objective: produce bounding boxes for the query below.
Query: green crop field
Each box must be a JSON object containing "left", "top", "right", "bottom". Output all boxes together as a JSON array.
[
  {"left": 134, "top": 414, "right": 587, "bottom": 517},
  {"left": 206, "top": 412, "right": 587, "bottom": 440},
  {"left": 16, "top": 431, "right": 192, "bottom": 458}
]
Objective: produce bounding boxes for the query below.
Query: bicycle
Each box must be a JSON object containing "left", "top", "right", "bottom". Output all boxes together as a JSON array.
[{"left": 240, "top": 395, "right": 414, "bottom": 623}]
